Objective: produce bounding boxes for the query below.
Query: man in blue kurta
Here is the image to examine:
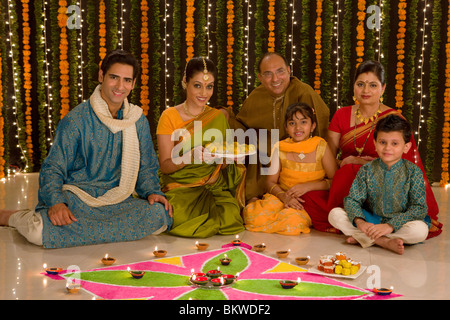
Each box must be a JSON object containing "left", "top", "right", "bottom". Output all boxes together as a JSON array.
[{"left": 0, "top": 50, "right": 173, "bottom": 248}]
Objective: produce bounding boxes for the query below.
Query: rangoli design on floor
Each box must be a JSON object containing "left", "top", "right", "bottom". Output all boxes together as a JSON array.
[{"left": 45, "top": 247, "right": 400, "bottom": 300}]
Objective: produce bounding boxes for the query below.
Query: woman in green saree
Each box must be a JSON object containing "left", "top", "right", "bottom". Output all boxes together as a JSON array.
[{"left": 156, "top": 57, "right": 246, "bottom": 238}]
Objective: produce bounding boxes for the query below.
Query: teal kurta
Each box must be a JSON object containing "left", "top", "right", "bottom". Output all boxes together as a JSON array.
[
  {"left": 343, "top": 158, "right": 429, "bottom": 232},
  {"left": 35, "top": 100, "right": 172, "bottom": 248}
]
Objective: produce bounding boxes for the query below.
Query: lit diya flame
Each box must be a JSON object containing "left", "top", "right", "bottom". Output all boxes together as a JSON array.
[
  {"left": 253, "top": 243, "right": 266, "bottom": 252},
  {"left": 101, "top": 253, "right": 115, "bottom": 265},
  {"left": 220, "top": 254, "right": 232, "bottom": 265},
  {"left": 232, "top": 235, "right": 242, "bottom": 246},
  {"left": 195, "top": 241, "right": 209, "bottom": 250},
  {"left": 66, "top": 280, "right": 82, "bottom": 293},
  {"left": 153, "top": 246, "right": 167, "bottom": 257}
]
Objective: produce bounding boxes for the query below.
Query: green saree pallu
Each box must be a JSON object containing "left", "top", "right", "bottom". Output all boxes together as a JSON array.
[{"left": 159, "top": 107, "right": 246, "bottom": 238}]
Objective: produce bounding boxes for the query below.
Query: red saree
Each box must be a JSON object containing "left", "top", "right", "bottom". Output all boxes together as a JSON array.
[{"left": 328, "top": 106, "right": 441, "bottom": 238}]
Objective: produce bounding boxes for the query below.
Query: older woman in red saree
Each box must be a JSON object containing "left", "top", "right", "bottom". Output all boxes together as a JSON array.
[{"left": 327, "top": 61, "right": 442, "bottom": 239}]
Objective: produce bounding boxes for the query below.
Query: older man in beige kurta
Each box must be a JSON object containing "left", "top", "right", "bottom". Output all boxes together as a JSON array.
[{"left": 226, "top": 53, "right": 330, "bottom": 202}]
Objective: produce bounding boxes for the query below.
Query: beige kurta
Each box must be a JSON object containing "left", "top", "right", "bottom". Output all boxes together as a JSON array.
[{"left": 227, "top": 77, "right": 330, "bottom": 201}]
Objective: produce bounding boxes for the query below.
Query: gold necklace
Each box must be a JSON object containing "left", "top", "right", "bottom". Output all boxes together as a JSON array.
[
  {"left": 353, "top": 105, "right": 381, "bottom": 156},
  {"left": 183, "top": 101, "right": 206, "bottom": 118},
  {"left": 355, "top": 105, "right": 382, "bottom": 125}
]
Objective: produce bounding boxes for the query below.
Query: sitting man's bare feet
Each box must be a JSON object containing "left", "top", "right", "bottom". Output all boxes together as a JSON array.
[
  {"left": 375, "top": 237, "right": 404, "bottom": 255},
  {"left": 346, "top": 236, "right": 358, "bottom": 245},
  {"left": 0, "top": 209, "right": 18, "bottom": 226}
]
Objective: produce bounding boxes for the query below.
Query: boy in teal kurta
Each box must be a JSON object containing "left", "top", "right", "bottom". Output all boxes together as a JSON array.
[
  {"left": 329, "top": 115, "right": 429, "bottom": 254},
  {"left": 0, "top": 50, "right": 172, "bottom": 248}
]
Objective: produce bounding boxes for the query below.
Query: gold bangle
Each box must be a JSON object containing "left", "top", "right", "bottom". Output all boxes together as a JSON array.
[
  {"left": 275, "top": 191, "right": 285, "bottom": 197},
  {"left": 268, "top": 184, "right": 278, "bottom": 194}
]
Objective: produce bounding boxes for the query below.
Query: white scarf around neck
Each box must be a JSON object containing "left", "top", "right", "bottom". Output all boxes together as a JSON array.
[{"left": 62, "top": 85, "right": 143, "bottom": 207}]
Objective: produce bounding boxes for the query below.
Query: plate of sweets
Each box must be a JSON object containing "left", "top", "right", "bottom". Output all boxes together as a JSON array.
[
  {"left": 205, "top": 141, "right": 256, "bottom": 159},
  {"left": 309, "top": 251, "right": 367, "bottom": 279}
]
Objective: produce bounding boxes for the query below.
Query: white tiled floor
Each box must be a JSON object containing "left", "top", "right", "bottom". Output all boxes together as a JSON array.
[{"left": 0, "top": 173, "right": 448, "bottom": 300}]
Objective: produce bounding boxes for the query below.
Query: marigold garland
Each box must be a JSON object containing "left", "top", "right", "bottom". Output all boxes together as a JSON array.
[
  {"left": 58, "top": 0, "right": 70, "bottom": 119},
  {"left": 441, "top": 2, "right": 450, "bottom": 186},
  {"left": 395, "top": 0, "right": 407, "bottom": 112},
  {"left": 267, "top": 0, "right": 275, "bottom": 52},
  {"left": 140, "top": 0, "right": 150, "bottom": 115},
  {"left": 314, "top": 0, "right": 323, "bottom": 94},
  {"left": 186, "top": 0, "right": 196, "bottom": 62},
  {"left": 226, "top": 0, "right": 234, "bottom": 107},
  {"left": 99, "top": 0, "right": 107, "bottom": 60},
  {"left": 22, "top": 0, "right": 33, "bottom": 165},
  {"left": 355, "top": 0, "right": 366, "bottom": 67}
]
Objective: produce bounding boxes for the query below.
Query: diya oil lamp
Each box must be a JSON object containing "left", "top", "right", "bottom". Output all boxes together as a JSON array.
[
  {"left": 231, "top": 235, "right": 242, "bottom": 246},
  {"left": 43, "top": 264, "right": 62, "bottom": 275},
  {"left": 206, "top": 267, "right": 222, "bottom": 278},
  {"left": 127, "top": 267, "right": 145, "bottom": 279},
  {"left": 279, "top": 277, "right": 301, "bottom": 289},
  {"left": 153, "top": 246, "right": 167, "bottom": 258},
  {"left": 191, "top": 274, "right": 208, "bottom": 285},
  {"left": 211, "top": 277, "right": 226, "bottom": 286},
  {"left": 253, "top": 243, "right": 266, "bottom": 252},
  {"left": 221, "top": 274, "right": 236, "bottom": 285},
  {"left": 195, "top": 241, "right": 209, "bottom": 251},
  {"left": 276, "top": 249, "right": 291, "bottom": 259},
  {"left": 190, "top": 269, "right": 206, "bottom": 277},
  {"left": 220, "top": 254, "right": 232, "bottom": 266},
  {"left": 373, "top": 286, "right": 394, "bottom": 296},
  {"left": 101, "top": 253, "right": 116, "bottom": 266},
  {"left": 66, "top": 281, "right": 82, "bottom": 293},
  {"left": 295, "top": 256, "right": 310, "bottom": 266}
]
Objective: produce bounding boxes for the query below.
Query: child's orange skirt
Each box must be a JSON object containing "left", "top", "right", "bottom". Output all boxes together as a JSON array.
[{"left": 243, "top": 193, "right": 312, "bottom": 236}]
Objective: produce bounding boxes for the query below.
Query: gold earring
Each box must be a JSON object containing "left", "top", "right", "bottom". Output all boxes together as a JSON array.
[{"left": 380, "top": 96, "right": 384, "bottom": 103}]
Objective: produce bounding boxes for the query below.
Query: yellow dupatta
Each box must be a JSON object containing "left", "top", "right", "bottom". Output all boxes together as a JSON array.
[{"left": 277, "top": 136, "right": 327, "bottom": 190}]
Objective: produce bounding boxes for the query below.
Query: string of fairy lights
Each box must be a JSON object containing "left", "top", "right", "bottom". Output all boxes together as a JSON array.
[
  {"left": 76, "top": 1, "right": 85, "bottom": 103},
  {"left": 5, "top": 0, "right": 29, "bottom": 174},
  {"left": 415, "top": 0, "right": 430, "bottom": 149},
  {"left": 163, "top": 0, "right": 170, "bottom": 109},
  {"left": 289, "top": 0, "right": 297, "bottom": 71},
  {"left": 375, "top": 0, "right": 383, "bottom": 61},
  {"left": 119, "top": 0, "right": 125, "bottom": 48},
  {"left": 206, "top": 0, "right": 213, "bottom": 58},
  {"left": 42, "top": 0, "right": 54, "bottom": 145},
  {"left": 244, "top": 0, "right": 252, "bottom": 96},
  {"left": 333, "top": 0, "right": 341, "bottom": 109}
]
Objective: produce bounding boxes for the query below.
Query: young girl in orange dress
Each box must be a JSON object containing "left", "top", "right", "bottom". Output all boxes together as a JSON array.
[{"left": 242, "top": 103, "right": 337, "bottom": 235}]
